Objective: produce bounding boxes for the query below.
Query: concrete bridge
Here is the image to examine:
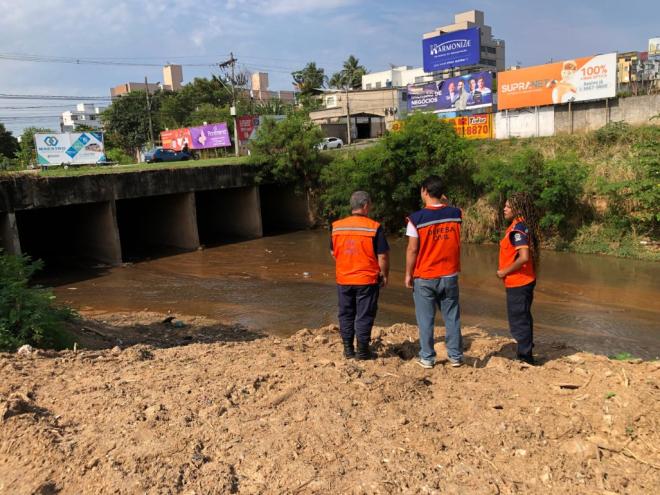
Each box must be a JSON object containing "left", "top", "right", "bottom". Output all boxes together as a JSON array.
[{"left": 0, "top": 165, "right": 312, "bottom": 266}]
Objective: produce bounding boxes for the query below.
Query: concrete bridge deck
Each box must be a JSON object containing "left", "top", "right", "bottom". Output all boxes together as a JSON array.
[{"left": 0, "top": 165, "right": 312, "bottom": 266}]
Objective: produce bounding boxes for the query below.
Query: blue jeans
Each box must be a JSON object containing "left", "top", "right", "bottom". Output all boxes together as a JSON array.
[{"left": 413, "top": 276, "right": 463, "bottom": 363}]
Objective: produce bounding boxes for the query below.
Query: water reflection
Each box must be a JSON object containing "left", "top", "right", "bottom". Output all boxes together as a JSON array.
[{"left": 49, "top": 230, "right": 660, "bottom": 359}]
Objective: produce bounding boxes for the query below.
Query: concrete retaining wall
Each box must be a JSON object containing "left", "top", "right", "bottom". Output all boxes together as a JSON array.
[
  {"left": 554, "top": 94, "right": 660, "bottom": 134},
  {"left": 495, "top": 107, "right": 555, "bottom": 139},
  {"left": 494, "top": 94, "right": 660, "bottom": 139}
]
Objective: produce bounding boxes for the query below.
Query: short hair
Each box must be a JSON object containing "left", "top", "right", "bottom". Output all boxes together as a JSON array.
[
  {"left": 421, "top": 175, "right": 444, "bottom": 199},
  {"left": 350, "top": 191, "right": 371, "bottom": 210}
]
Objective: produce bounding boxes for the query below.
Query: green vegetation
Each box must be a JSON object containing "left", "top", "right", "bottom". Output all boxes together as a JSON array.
[
  {"left": 36, "top": 156, "right": 249, "bottom": 177},
  {"left": 250, "top": 111, "right": 325, "bottom": 193},
  {"left": 328, "top": 55, "right": 368, "bottom": 90},
  {"left": 321, "top": 113, "right": 473, "bottom": 232},
  {"left": 0, "top": 253, "right": 75, "bottom": 352},
  {"left": 609, "top": 352, "right": 635, "bottom": 361}
]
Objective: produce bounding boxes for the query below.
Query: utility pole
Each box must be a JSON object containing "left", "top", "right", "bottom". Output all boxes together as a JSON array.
[
  {"left": 345, "top": 87, "right": 352, "bottom": 146},
  {"left": 144, "top": 76, "right": 155, "bottom": 149},
  {"left": 218, "top": 53, "right": 239, "bottom": 156}
]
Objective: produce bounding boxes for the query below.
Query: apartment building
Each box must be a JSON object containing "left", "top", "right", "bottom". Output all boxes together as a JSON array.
[
  {"left": 361, "top": 66, "right": 433, "bottom": 90},
  {"left": 110, "top": 64, "right": 183, "bottom": 97},
  {"left": 60, "top": 103, "right": 106, "bottom": 132}
]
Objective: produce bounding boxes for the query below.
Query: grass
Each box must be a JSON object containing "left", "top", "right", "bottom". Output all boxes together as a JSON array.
[
  {"left": 2, "top": 156, "right": 250, "bottom": 178},
  {"left": 608, "top": 352, "right": 635, "bottom": 361}
]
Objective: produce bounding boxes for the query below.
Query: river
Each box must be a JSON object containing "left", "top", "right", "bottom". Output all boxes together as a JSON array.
[{"left": 48, "top": 230, "right": 660, "bottom": 359}]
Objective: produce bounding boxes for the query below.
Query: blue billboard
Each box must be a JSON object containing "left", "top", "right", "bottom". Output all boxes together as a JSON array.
[
  {"left": 423, "top": 27, "right": 480, "bottom": 72},
  {"left": 407, "top": 71, "right": 493, "bottom": 114}
]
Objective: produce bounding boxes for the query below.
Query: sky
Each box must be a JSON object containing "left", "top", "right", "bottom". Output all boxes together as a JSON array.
[{"left": 0, "top": 0, "right": 657, "bottom": 135}]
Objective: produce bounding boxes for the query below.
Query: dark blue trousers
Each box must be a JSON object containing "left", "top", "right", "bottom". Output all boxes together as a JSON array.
[
  {"left": 506, "top": 281, "right": 536, "bottom": 357},
  {"left": 337, "top": 284, "right": 380, "bottom": 344}
]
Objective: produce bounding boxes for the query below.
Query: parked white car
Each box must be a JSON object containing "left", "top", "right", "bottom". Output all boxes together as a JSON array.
[{"left": 317, "top": 137, "right": 343, "bottom": 150}]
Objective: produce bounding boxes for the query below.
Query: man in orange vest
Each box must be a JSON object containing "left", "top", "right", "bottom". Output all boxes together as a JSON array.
[
  {"left": 331, "top": 191, "right": 390, "bottom": 360},
  {"left": 405, "top": 175, "right": 463, "bottom": 369}
]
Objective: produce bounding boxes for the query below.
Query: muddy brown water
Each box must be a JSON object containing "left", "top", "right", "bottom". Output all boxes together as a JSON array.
[{"left": 47, "top": 230, "right": 659, "bottom": 359}]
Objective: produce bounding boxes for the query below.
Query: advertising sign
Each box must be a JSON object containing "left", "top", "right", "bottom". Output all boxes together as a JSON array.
[
  {"left": 237, "top": 115, "right": 286, "bottom": 142},
  {"left": 649, "top": 38, "right": 660, "bottom": 57},
  {"left": 423, "top": 27, "right": 480, "bottom": 72},
  {"left": 498, "top": 53, "right": 617, "bottom": 110},
  {"left": 237, "top": 115, "right": 260, "bottom": 141},
  {"left": 189, "top": 123, "right": 231, "bottom": 149},
  {"left": 160, "top": 128, "right": 192, "bottom": 151},
  {"left": 407, "top": 71, "right": 493, "bottom": 113},
  {"left": 35, "top": 132, "right": 106, "bottom": 165},
  {"left": 446, "top": 113, "right": 493, "bottom": 140},
  {"left": 161, "top": 123, "right": 231, "bottom": 150}
]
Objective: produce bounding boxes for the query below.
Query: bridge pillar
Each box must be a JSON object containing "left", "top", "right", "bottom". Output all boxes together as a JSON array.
[{"left": 0, "top": 212, "right": 21, "bottom": 256}]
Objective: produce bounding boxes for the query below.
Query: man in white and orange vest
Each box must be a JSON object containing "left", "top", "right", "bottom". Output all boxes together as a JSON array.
[
  {"left": 405, "top": 175, "right": 464, "bottom": 369},
  {"left": 331, "top": 191, "right": 390, "bottom": 360}
]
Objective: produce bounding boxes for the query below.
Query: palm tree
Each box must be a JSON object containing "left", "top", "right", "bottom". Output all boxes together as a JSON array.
[{"left": 329, "top": 55, "right": 367, "bottom": 90}]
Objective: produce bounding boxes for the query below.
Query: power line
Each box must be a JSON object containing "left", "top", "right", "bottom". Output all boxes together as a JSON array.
[
  {"left": 0, "top": 52, "right": 216, "bottom": 68},
  {"left": 0, "top": 94, "right": 111, "bottom": 101}
]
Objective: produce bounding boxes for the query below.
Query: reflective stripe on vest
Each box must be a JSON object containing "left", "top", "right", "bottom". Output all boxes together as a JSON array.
[
  {"left": 332, "top": 215, "right": 380, "bottom": 285},
  {"left": 408, "top": 206, "right": 461, "bottom": 279}
]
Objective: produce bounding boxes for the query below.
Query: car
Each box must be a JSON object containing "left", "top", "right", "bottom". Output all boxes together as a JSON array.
[
  {"left": 143, "top": 147, "right": 194, "bottom": 163},
  {"left": 317, "top": 137, "right": 343, "bottom": 150}
]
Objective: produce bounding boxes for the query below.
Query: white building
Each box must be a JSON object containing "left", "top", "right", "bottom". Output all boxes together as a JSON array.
[
  {"left": 361, "top": 66, "right": 433, "bottom": 90},
  {"left": 60, "top": 103, "right": 105, "bottom": 132}
]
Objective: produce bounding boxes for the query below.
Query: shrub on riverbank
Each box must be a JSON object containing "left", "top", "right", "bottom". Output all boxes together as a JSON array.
[
  {"left": 320, "top": 113, "right": 474, "bottom": 231},
  {"left": 0, "top": 253, "right": 75, "bottom": 352}
]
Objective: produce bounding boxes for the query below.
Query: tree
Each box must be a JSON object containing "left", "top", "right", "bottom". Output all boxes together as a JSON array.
[
  {"left": 102, "top": 90, "right": 162, "bottom": 153},
  {"left": 292, "top": 62, "right": 326, "bottom": 96},
  {"left": 17, "top": 127, "right": 55, "bottom": 167},
  {"left": 249, "top": 110, "right": 324, "bottom": 194},
  {"left": 329, "top": 55, "right": 367, "bottom": 90},
  {"left": 0, "top": 124, "right": 18, "bottom": 158},
  {"left": 321, "top": 112, "right": 474, "bottom": 231},
  {"left": 253, "top": 98, "right": 294, "bottom": 116}
]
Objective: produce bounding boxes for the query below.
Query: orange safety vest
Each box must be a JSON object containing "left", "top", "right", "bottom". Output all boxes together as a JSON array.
[
  {"left": 408, "top": 205, "right": 462, "bottom": 279},
  {"left": 332, "top": 215, "right": 381, "bottom": 285},
  {"left": 499, "top": 218, "right": 536, "bottom": 288}
]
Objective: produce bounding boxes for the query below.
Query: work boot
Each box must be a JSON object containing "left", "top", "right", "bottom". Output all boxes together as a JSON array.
[
  {"left": 342, "top": 338, "right": 355, "bottom": 359},
  {"left": 356, "top": 341, "right": 374, "bottom": 360}
]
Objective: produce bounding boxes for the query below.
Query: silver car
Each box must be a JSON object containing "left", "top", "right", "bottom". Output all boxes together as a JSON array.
[{"left": 317, "top": 137, "right": 344, "bottom": 150}]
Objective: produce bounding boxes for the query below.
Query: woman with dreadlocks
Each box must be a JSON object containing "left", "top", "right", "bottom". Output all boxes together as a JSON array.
[{"left": 496, "top": 192, "right": 540, "bottom": 365}]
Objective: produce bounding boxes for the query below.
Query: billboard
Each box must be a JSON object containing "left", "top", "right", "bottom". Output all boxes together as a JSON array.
[
  {"left": 407, "top": 71, "right": 493, "bottom": 113},
  {"left": 649, "top": 38, "right": 660, "bottom": 57},
  {"left": 237, "top": 115, "right": 260, "bottom": 141},
  {"left": 160, "top": 128, "right": 192, "bottom": 151},
  {"left": 237, "top": 115, "right": 287, "bottom": 142},
  {"left": 423, "top": 27, "right": 480, "bottom": 72},
  {"left": 446, "top": 113, "right": 493, "bottom": 140},
  {"left": 498, "top": 53, "right": 617, "bottom": 110},
  {"left": 35, "top": 132, "right": 106, "bottom": 165},
  {"left": 189, "top": 123, "right": 231, "bottom": 149},
  {"left": 161, "top": 123, "right": 231, "bottom": 150}
]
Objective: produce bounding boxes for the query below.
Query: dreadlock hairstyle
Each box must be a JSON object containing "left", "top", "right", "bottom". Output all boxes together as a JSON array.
[{"left": 508, "top": 192, "right": 541, "bottom": 271}]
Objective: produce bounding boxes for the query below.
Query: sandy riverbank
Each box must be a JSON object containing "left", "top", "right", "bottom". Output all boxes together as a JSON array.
[{"left": 1, "top": 312, "right": 658, "bottom": 494}]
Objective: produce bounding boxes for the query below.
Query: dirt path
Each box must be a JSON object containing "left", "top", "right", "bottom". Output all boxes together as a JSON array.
[{"left": 1, "top": 312, "right": 658, "bottom": 494}]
